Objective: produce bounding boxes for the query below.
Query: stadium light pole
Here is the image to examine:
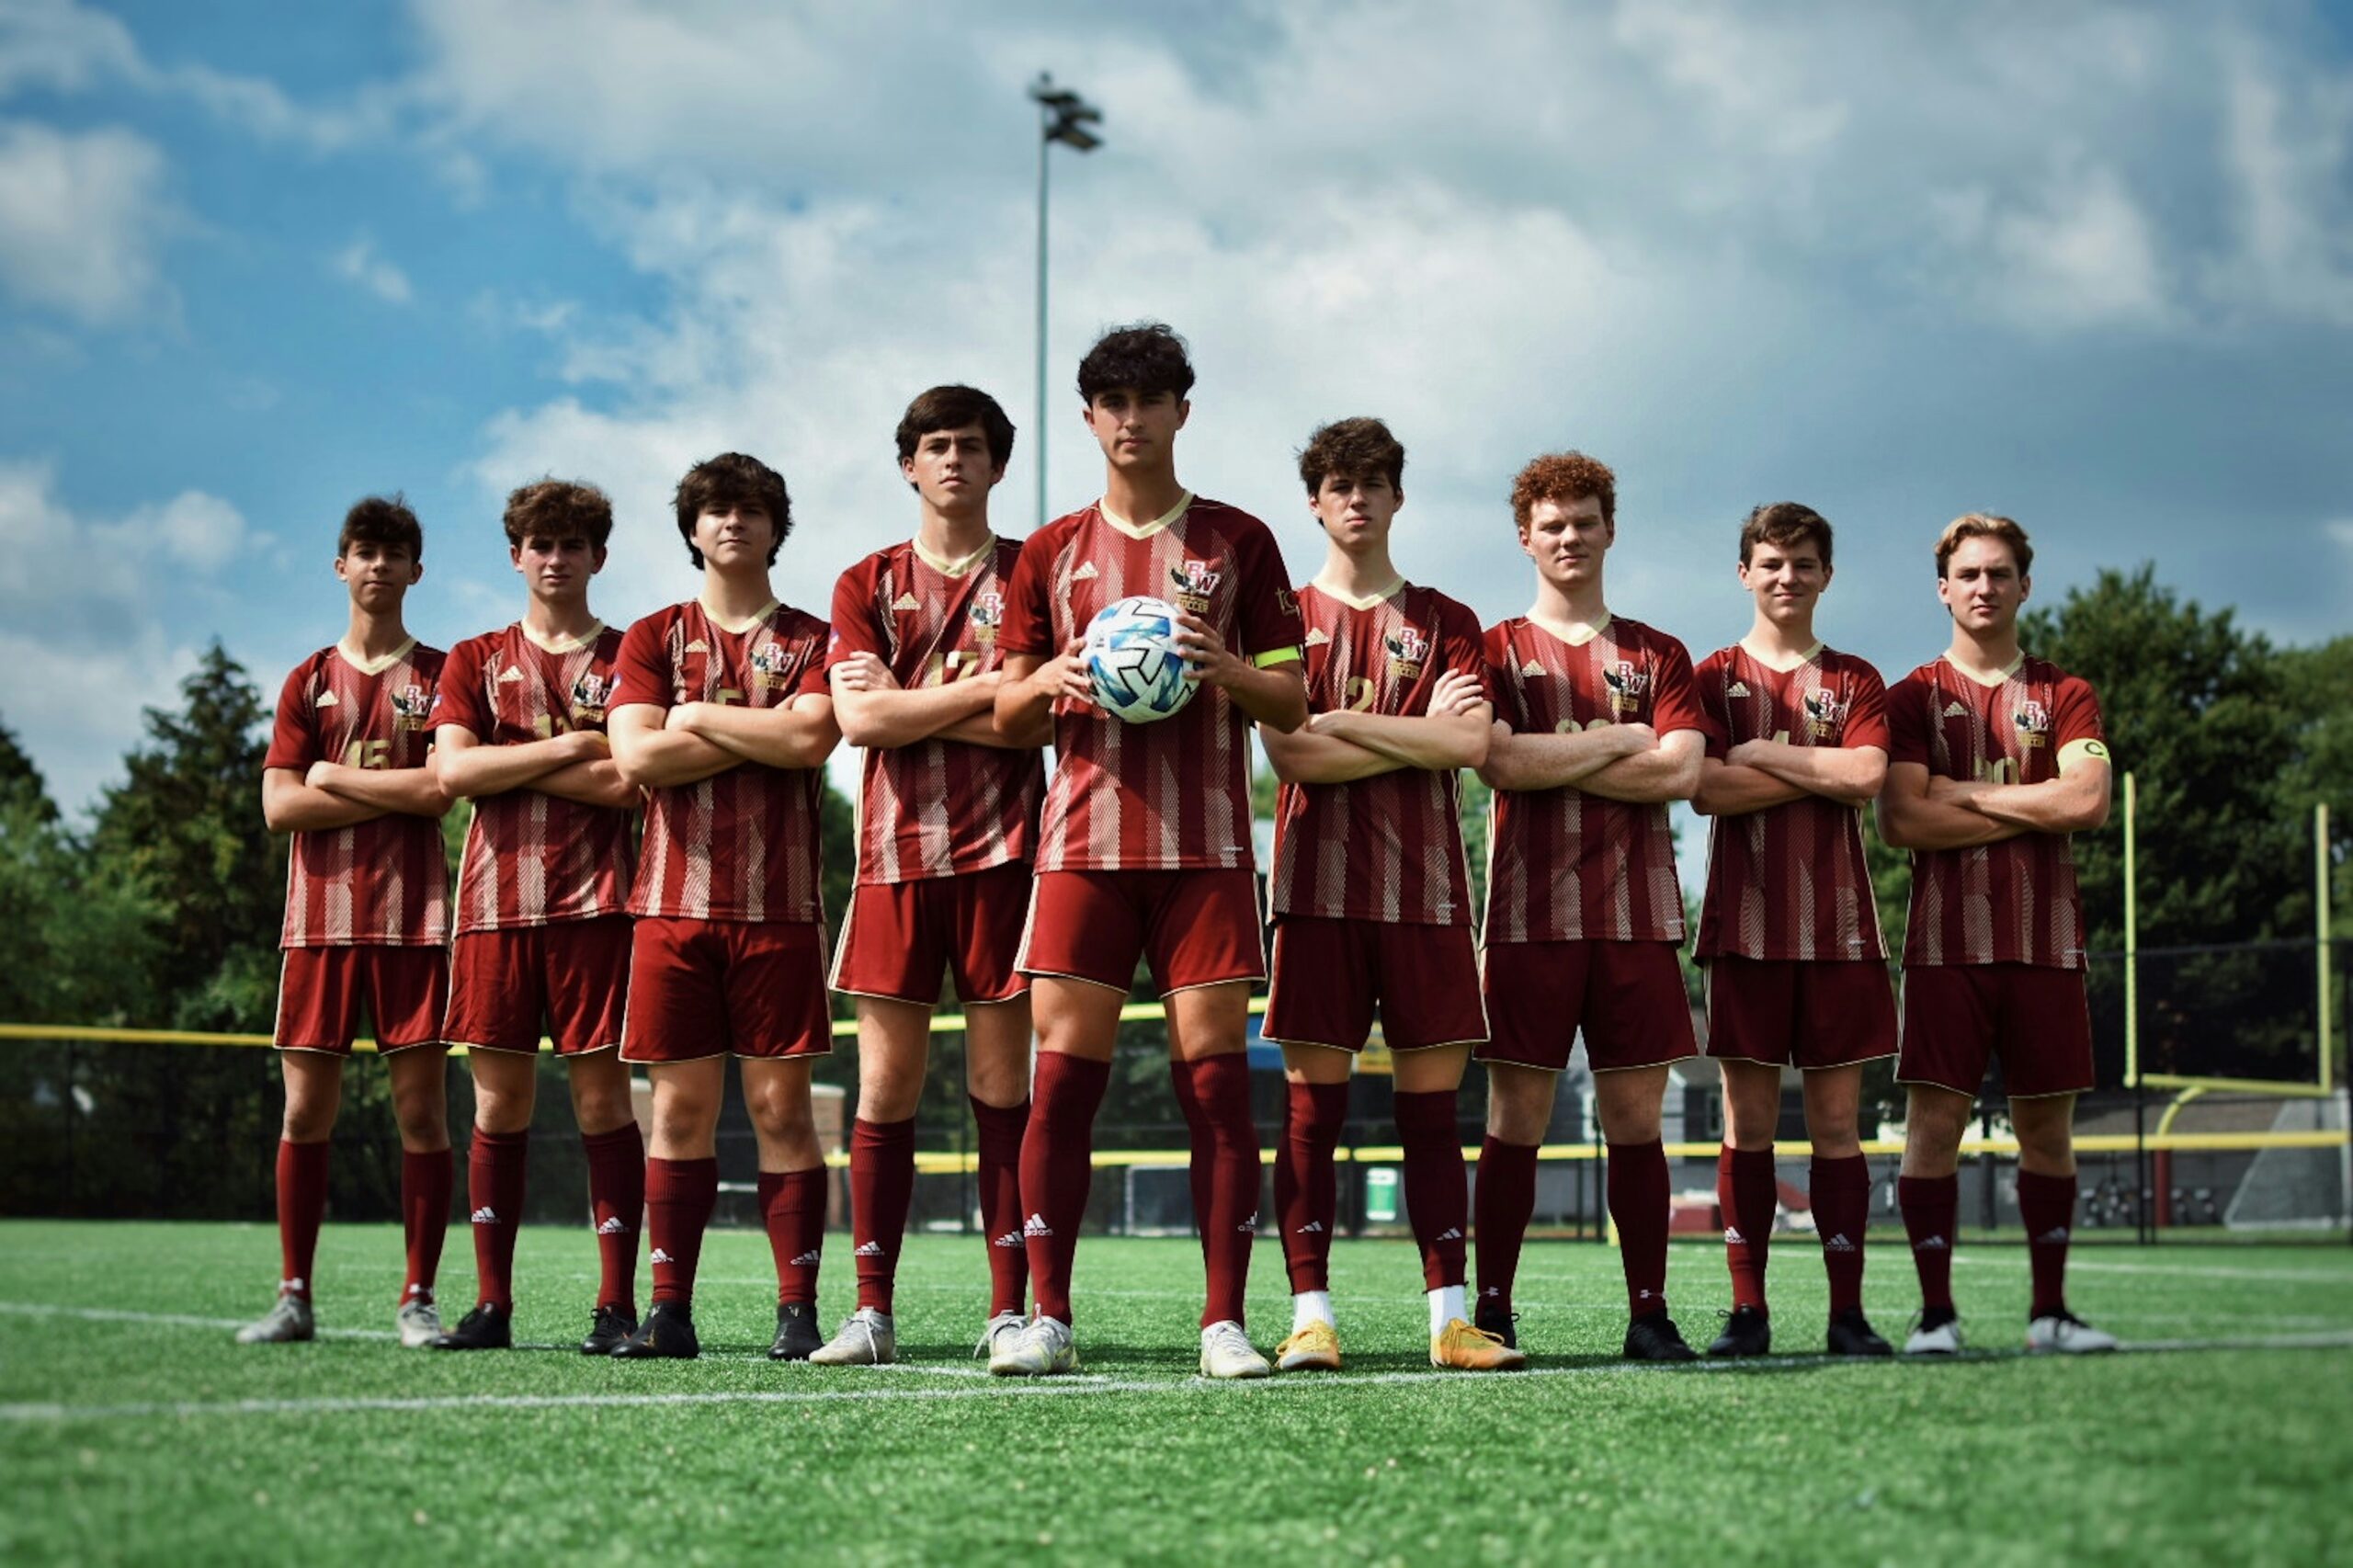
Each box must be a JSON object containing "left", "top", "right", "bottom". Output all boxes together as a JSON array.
[{"left": 1030, "top": 73, "right": 1103, "bottom": 531}]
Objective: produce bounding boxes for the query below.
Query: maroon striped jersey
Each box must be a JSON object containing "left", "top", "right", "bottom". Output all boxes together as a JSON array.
[
  {"left": 613, "top": 599, "right": 830, "bottom": 924},
  {"left": 265, "top": 641, "right": 449, "bottom": 948},
  {"left": 1886, "top": 654, "right": 2108, "bottom": 970},
  {"left": 827, "top": 536, "right": 1043, "bottom": 884},
  {"left": 435, "top": 622, "right": 636, "bottom": 935},
  {"left": 1268, "top": 580, "right": 1484, "bottom": 925},
  {"left": 998, "top": 494, "right": 1304, "bottom": 872},
  {"left": 1482, "top": 615, "right": 1702, "bottom": 945},
  {"left": 1693, "top": 643, "right": 1891, "bottom": 962}
]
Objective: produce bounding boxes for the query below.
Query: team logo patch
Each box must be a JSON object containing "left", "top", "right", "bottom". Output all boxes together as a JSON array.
[
  {"left": 971, "top": 589, "right": 1003, "bottom": 645},
  {"left": 1803, "top": 687, "right": 1847, "bottom": 740},
  {"left": 390, "top": 684, "right": 432, "bottom": 730},
  {"left": 1603, "top": 659, "right": 1649, "bottom": 717},
  {"left": 1385, "top": 626, "right": 1428, "bottom": 681},
  {"left": 1277, "top": 586, "right": 1300, "bottom": 617},
  {"left": 571, "top": 672, "right": 614, "bottom": 723},
  {"left": 2013, "top": 699, "right": 2051, "bottom": 746},
  {"left": 1169, "top": 558, "right": 1222, "bottom": 615}
]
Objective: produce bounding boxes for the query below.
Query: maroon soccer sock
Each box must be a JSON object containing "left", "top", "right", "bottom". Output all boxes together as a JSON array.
[
  {"left": 971, "top": 1095, "right": 1030, "bottom": 1317},
  {"left": 1897, "top": 1173, "right": 1959, "bottom": 1313},
  {"left": 400, "top": 1147, "right": 452, "bottom": 1304},
  {"left": 759, "top": 1167, "right": 828, "bottom": 1305},
  {"left": 848, "top": 1118, "right": 916, "bottom": 1313},
  {"left": 1165, "top": 1060, "right": 1217, "bottom": 1276},
  {"left": 2016, "top": 1169, "right": 2077, "bottom": 1320},
  {"left": 1020, "top": 1052, "right": 1110, "bottom": 1325},
  {"left": 1608, "top": 1139, "right": 1671, "bottom": 1319},
  {"left": 1472, "top": 1136, "right": 1540, "bottom": 1315},
  {"left": 1182, "top": 1055, "right": 1263, "bottom": 1328},
  {"left": 581, "top": 1122, "right": 645, "bottom": 1313},
  {"left": 1810, "top": 1153, "right": 1871, "bottom": 1316},
  {"left": 466, "top": 1128, "right": 529, "bottom": 1312},
  {"left": 1394, "top": 1089, "right": 1468, "bottom": 1291},
  {"left": 644, "top": 1155, "right": 718, "bottom": 1308},
  {"left": 1719, "top": 1146, "right": 1778, "bottom": 1312},
  {"left": 1274, "top": 1080, "right": 1348, "bottom": 1294},
  {"left": 275, "top": 1138, "right": 330, "bottom": 1300}
]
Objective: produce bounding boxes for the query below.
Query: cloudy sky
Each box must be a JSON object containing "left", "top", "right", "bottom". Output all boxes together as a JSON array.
[{"left": 3, "top": 0, "right": 2349, "bottom": 822}]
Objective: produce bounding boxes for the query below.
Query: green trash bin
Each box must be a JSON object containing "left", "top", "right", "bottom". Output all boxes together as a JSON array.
[{"left": 1364, "top": 1165, "right": 1401, "bottom": 1224}]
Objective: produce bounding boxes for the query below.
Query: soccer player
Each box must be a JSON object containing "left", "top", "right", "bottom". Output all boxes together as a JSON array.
[
  {"left": 605, "top": 452, "right": 840, "bottom": 1361},
  {"left": 815, "top": 386, "right": 1046, "bottom": 1366},
  {"left": 238, "top": 495, "right": 452, "bottom": 1346},
  {"left": 1877, "top": 513, "right": 2117, "bottom": 1356},
  {"left": 1257, "top": 416, "right": 1520, "bottom": 1373},
  {"left": 428, "top": 480, "right": 644, "bottom": 1355},
  {"left": 1473, "top": 451, "right": 1706, "bottom": 1363},
  {"left": 1689, "top": 502, "right": 1898, "bottom": 1358},
  {"left": 991, "top": 323, "right": 1307, "bottom": 1379}
]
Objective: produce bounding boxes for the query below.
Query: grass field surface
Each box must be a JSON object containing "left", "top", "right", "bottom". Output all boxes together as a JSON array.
[{"left": 5, "top": 1220, "right": 2350, "bottom": 1564}]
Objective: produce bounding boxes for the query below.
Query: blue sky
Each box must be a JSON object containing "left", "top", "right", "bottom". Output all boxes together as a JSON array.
[{"left": 2, "top": 0, "right": 2349, "bottom": 825}]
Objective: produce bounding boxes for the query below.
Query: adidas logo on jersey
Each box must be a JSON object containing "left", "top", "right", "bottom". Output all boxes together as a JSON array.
[
  {"left": 685, "top": 639, "right": 709, "bottom": 653},
  {"left": 496, "top": 665, "right": 525, "bottom": 683},
  {"left": 1823, "top": 1233, "right": 1857, "bottom": 1254},
  {"left": 1521, "top": 659, "right": 1544, "bottom": 676},
  {"left": 1304, "top": 628, "right": 1330, "bottom": 646},
  {"left": 1913, "top": 1234, "right": 1949, "bottom": 1252},
  {"left": 1435, "top": 1227, "right": 1463, "bottom": 1243},
  {"left": 853, "top": 1241, "right": 886, "bottom": 1257},
  {"left": 650, "top": 1247, "right": 676, "bottom": 1265},
  {"left": 1295, "top": 1221, "right": 1325, "bottom": 1235},
  {"left": 2035, "top": 1226, "right": 2071, "bottom": 1245},
  {"left": 892, "top": 594, "right": 920, "bottom": 611},
  {"left": 596, "top": 1216, "right": 630, "bottom": 1235},
  {"left": 470, "top": 1207, "right": 500, "bottom": 1225},
  {"left": 1023, "top": 1212, "right": 1052, "bottom": 1238},
  {"left": 1943, "top": 700, "right": 1969, "bottom": 718},
  {"left": 1727, "top": 681, "right": 1751, "bottom": 698},
  {"left": 1071, "top": 562, "right": 1099, "bottom": 582},
  {"left": 992, "top": 1231, "right": 1022, "bottom": 1249},
  {"left": 790, "top": 1249, "right": 822, "bottom": 1267},
  {"left": 313, "top": 690, "right": 339, "bottom": 708}
]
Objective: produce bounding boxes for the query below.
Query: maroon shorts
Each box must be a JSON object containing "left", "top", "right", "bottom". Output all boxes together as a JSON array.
[
  {"left": 275, "top": 944, "right": 447, "bottom": 1055},
  {"left": 1477, "top": 939, "right": 1697, "bottom": 1074},
  {"left": 1897, "top": 963, "right": 2094, "bottom": 1099},
  {"left": 1017, "top": 868, "right": 1264, "bottom": 996},
  {"left": 1265, "top": 916, "right": 1486, "bottom": 1052},
  {"left": 1704, "top": 956, "right": 1897, "bottom": 1072},
  {"left": 831, "top": 862, "right": 1029, "bottom": 1006},
  {"left": 621, "top": 917, "right": 832, "bottom": 1063},
  {"left": 444, "top": 918, "right": 631, "bottom": 1056}
]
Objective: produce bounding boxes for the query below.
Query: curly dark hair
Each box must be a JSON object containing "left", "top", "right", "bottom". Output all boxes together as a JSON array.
[
  {"left": 1076, "top": 322, "right": 1195, "bottom": 403},
  {"left": 1509, "top": 451, "right": 1616, "bottom": 529},
  {"left": 338, "top": 494, "right": 423, "bottom": 560},
  {"left": 1297, "top": 416, "right": 1405, "bottom": 497},
  {"left": 1738, "top": 502, "right": 1833, "bottom": 568},
  {"left": 503, "top": 479, "right": 614, "bottom": 551},
  {"left": 673, "top": 452, "right": 791, "bottom": 568},
  {"left": 895, "top": 385, "right": 1017, "bottom": 471}
]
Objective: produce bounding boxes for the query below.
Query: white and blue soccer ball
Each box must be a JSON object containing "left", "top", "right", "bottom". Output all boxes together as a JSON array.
[{"left": 1083, "top": 596, "right": 1196, "bottom": 723}]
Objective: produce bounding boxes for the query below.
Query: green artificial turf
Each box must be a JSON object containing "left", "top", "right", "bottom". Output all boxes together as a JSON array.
[{"left": 4, "top": 1220, "right": 2349, "bottom": 1565}]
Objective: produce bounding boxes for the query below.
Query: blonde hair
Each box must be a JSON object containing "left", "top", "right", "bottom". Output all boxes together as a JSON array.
[{"left": 1935, "top": 513, "right": 2032, "bottom": 578}]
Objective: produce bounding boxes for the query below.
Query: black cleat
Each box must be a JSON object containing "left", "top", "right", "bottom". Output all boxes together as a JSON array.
[
  {"left": 1826, "top": 1306, "right": 1894, "bottom": 1358},
  {"left": 580, "top": 1304, "right": 638, "bottom": 1357},
  {"left": 432, "top": 1302, "right": 513, "bottom": 1351},
  {"left": 1623, "top": 1312, "right": 1699, "bottom": 1363},
  {"left": 1707, "top": 1304, "right": 1772, "bottom": 1358},
  {"left": 769, "top": 1301, "right": 823, "bottom": 1361},
  {"left": 611, "top": 1301, "right": 699, "bottom": 1359},
  {"left": 1473, "top": 1302, "right": 1519, "bottom": 1351}
]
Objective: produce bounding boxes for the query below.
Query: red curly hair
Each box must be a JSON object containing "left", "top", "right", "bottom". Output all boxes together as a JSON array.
[{"left": 1510, "top": 451, "right": 1615, "bottom": 529}]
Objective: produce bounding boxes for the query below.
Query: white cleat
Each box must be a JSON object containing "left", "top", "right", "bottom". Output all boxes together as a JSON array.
[
  {"left": 808, "top": 1307, "right": 897, "bottom": 1366},
  {"left": 990, "top": 1315, "right": 1077, "bottom": 1377},
  {"left": 1199, "top": 1320, "right": 1271, "bottom": 1381},
  {"left": 1903, "top": 1311, "right": 1964, "bottom": 1357},
  {"left": 974, "top": 1310, "right": 1028, "bottom": 1362},
  {"left": 395, "top": 1296, "right": 442, "bottom": 1349},
  {"left": 234, "top": 1293, "right": 314, "bottom": 1345},
  {"left": 2028, "top": 1311, "right": 2119, "bottom": 1354}
]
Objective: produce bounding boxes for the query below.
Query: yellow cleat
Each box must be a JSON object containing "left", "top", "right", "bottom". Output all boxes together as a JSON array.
[
  {"left": 1274, "top": 1319, "right": 1342, "bottom": 1371},
  {"left": 1432, "top": 1317, "right": 1527, "bottom": 1370}
]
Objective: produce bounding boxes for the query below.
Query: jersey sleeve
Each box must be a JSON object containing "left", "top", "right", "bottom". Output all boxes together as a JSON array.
[
  {"left": 1691, "top": 649, "right": 1732, "bottom": 759},
  {"left": 1649, "top": 636, "right": 1704, "bottom": 737},
  {"left": 262, "top": 662, "right": 318, "bottom": 773},
  {"left": 1234, "top": 519, "right": 1305, "bottom": 666},
  {"left": 995, "top": 529, "right": 1055, "bottom": 658},
  {"left": 2053, "top": 675, "right": 2109, "bottom": 770},
  {"left": 825, "top": 562, "right": 885, "bottom": 671},
  {"left": 1483, "top": 624, "right": 1528, "bottom": 732},
  {"left": 432, "top": 637, "right": 490, "bottom": 740},
  {"left": 793, "top": 621, "right": 832, "bottom": 700},
  {"left": 612, "top": 616, "right": 674, "bottom": 712},
  {"left": 1842, "top": 662, "right": 1891, "bottom": 752},
  {"left": 1884, "top": 673, "right": 1932, "bottom": 768},
  {"left": 1439, "top": 599, "right": 1489, "bottom": 704}
]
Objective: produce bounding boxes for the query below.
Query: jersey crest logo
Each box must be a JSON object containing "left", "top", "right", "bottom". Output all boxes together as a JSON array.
[
  {"left": 892, "top": 593, "right": 921, "bottom": 612},
  {"left": 749, "top": 641, "right": 791, "bottom": 676},
  {"left": 570, "top": 672, "right": 614, "bottom": 723},
  {"left": 2013, "top": 699, "right": 2050, "bottom": 746},
  {"left": 1277, "top": 586, "right": 1299, "bottom": 617},
  {"left": 971, "top": 590, "right": 1003, "bottom": 645},
  {"left": 1385, "top": 627, "right": 1428, "bottom": 681},
  {"left": 390, "top": 684, "right": 432, "bottom": 730},
  {"left": 1603, "top": 660, "right": 1649, "bottom": 716},
  {"left": 1803, "top": 688, "right": 1847, "bottom": 739},
  {"left": 1170, "top": 558, "right": 1222, "bottom": 614}
]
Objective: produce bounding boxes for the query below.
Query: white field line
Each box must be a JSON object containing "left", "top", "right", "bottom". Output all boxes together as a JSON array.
[{"left": 5, "top": 1327, "right": 2348, "bottom": 1425}]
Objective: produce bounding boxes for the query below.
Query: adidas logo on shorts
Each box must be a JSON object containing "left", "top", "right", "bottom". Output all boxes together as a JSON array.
[
  {"left": 597, "top": 1216, "right": 630, "bottom": 1235},
  {"left": 1823, "top": 1233, "right": 1858, "bottom": 1254},
  {"left": 853, "top": 1241, "right": 886, "bottom": 1257},
  {"left": 1024, "top": 1212, "right": 1051, "bottom": 1238},
  {"left": 790, "top": 1250, "right": 822, "bottom": 1267},
  {"left": 470, "top": 1207, "right": 500, "bottom": 1225},
  {"left": 992, "top": 1231, "right": 1022, "bottom": 1249},
  {"left": 651, "top": 1247, "right": 676, "bottom": 1265}
]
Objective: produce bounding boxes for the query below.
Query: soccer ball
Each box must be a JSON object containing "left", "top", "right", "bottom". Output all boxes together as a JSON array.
[{"left": 1084, "top": 596, "right": 1196, "bottom": 723}]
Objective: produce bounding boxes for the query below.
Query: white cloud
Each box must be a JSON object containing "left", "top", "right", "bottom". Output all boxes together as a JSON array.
[
  {"left": 0, "top": 0, "right": 139, "bottom": 97},
  {"left": 1933, "top": 159, "right": 2169, "bottom": 329},
  {"left": 0, "top": 118, "right": 171, "bottom": 323},
  {"left": 332, "top": 235, "right": 413, "bottom": 304},
  {"left": 2208, "top": 46, "right": 2353, "bottom": 325}
]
